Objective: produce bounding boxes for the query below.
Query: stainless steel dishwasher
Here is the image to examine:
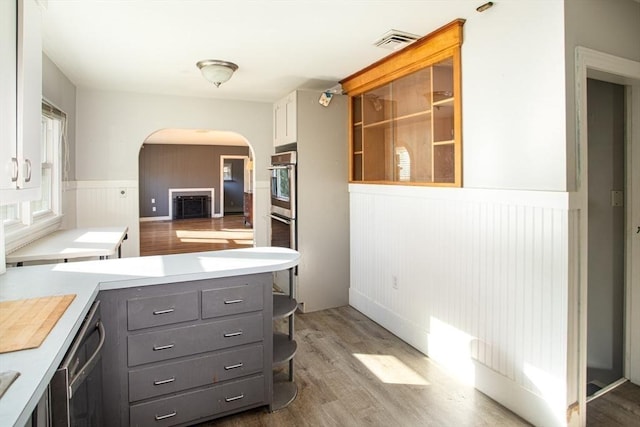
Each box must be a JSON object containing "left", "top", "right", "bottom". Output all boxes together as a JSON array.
[{"left": 50, "top": 300, "right": 105, "bottom": 426}]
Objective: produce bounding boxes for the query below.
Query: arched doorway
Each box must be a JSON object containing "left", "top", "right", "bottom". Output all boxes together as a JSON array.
[{"left": 138, "top": 128, "right": 254, "bottom": 256}]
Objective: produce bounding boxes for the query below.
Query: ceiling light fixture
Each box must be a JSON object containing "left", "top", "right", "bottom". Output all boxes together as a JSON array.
[{"left": 196, "top": 59, "right": 239, "bottom": 88}]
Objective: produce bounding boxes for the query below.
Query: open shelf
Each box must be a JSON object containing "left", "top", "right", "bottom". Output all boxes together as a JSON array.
[
  {"left": 272, "top": 379, "right": 298, "bottom": 411},
  {"left": 273, "top": 295, "right": 297, "bottom": 319},
  {"left": 273, "top": 332, "right": 297, "bottom": 365}
]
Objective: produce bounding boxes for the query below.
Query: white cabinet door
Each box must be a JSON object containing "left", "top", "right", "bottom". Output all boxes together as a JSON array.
[
  {"left": 1, "top": 0, "right": 42, "bottom": 203},
  {"left": 273, "top": 101, "right": 286, "bottom": 146},
  {"left": 283, "top": 92, "right": 297, "bottom": 144},
  {"left": 273, "top": 91, "right": 297, "bottom": 147},
  {"left": 16, "top": 0, "right": 42, "bottom": 194},
  {"left": 0, "top": 0, "right": 18, "bottom": 192}
]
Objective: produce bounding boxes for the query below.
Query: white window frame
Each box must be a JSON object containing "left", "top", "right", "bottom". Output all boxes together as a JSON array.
[{"left": 2, "top": 100, "right": 64, "bottom": 252}]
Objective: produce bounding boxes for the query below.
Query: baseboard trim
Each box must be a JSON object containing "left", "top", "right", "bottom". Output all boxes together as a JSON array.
[{"left": 140, "top": 216, "right": 171, "bottom": 222}]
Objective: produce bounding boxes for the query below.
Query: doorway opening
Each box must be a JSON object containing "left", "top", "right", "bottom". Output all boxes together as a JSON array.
[
  {"left": 137, "top": 128, "right": 254, "bottom": 256},
  {"left": 575, "top": 47, "right": 640, "bottom": 424},
  {"left": 586, "top": 78, "right": 625, "bottom": 397}
]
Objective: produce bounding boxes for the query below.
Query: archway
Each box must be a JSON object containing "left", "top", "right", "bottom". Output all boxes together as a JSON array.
[{"left": 138, "top": 128, "right": 255, "bottom": 255}]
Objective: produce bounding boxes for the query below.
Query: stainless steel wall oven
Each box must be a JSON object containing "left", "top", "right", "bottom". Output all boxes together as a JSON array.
[
  {"left": 269, "top": 151, "right": 296, "bottom": 221},
  {"left": 269, "top": 151, "right": 297, "bottom": 250}
]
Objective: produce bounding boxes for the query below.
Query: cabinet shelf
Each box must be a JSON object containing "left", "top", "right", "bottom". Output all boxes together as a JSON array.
[
  {"left": 272, "top": 378, "right": 298, "bottom": 411},
  {"left": 273, "top": 295, "right": 297, "bottom": 319},
  {"left": 273, "top": 332, "right": 297, "bottom": 366},
  {"left": 433, "top": 140, "right": 455, "bottom": 146},
  {"left": 433, "top": 97, "right": 454, "bottom": 106}
]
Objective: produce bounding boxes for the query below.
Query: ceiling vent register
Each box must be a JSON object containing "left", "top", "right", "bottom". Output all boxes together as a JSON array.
[{"left": 373, "top": 29, "right": 421, "bottom": 50}]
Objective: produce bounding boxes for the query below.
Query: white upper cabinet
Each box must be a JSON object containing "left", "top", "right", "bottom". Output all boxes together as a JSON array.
[
  {"left": 1, "top": 0, "right": 42, "bottom": 204},
  {"left": 273, "top": 91, "right": 297, "bottom": 146}
]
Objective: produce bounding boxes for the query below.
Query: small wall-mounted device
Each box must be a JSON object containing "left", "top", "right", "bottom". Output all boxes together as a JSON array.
[{"left": 319, "top": 92, "right": 333, "bottom": 107}]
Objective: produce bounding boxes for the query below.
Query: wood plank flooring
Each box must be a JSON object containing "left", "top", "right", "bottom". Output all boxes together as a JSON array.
[
  {"left": 199, "top": 306, "right": 531, "bottom": 427},
  {"left": 587, "top": 381, "right": 640, "bottom": 426},
  {"left": 139, "top": 215, "right": 253, "bottom": 256}
]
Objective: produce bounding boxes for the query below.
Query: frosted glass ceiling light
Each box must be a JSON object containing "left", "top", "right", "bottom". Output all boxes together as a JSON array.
[{"left": 196, "top": 60, "right": 239, "bottom": 88}]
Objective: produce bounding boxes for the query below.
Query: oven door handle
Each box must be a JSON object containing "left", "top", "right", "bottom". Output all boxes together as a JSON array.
[
  {"left": 270, "top": 214, "right": 292, "bottom": 225},
  {"left": 68, "top": 320, "right": 105, "bottom": 399}
]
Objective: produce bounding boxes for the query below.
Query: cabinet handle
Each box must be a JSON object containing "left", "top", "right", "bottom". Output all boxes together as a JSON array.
[
  {"left": 153, "top": 308, "right": 175, "bottom": 315},
  {"left": 224, "top": 363, "right": 243, "bottom": 370},
  {"left": 223, "top": 331, "right": 243, "bottom": 338},
  {"left": 24, "top": 159, "right": 32, "bottom": 183},
  {"left": 155, "top": 411, "right": 177, "bottom": 421},
  {"left": 153, "top": 377, "right": 175, "bottom": 385},
  {"left": 153, "top": 343, "right": 175, "bottom": 351},
  {"left": 225, "top": 394, "right": 244, "bottom": 402},
  {"left": 11, "top": 158, "right": 18, "bottom": 182},
  {"left": 224, "top": 299, "right": 243, "bottom": 305}
]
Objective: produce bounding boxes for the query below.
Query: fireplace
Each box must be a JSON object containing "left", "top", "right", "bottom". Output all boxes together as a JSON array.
[
  {"left": 168, "top": 188, "right": 215, "bottom": 219},
  {"left": 173, "top": 195, "right": 211, "bottom": 219}
]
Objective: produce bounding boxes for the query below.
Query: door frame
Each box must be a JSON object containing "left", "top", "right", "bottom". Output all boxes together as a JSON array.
[
  {"left": 575, "top": 47, "right": 640, "bottom": 423},
  {"left": 218, "top": 155, "right": 250, "bottom": 217}
]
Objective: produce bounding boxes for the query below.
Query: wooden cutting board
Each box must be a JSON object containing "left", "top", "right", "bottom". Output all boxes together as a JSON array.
[{"left": 0, "top": 294, "right": 76, "bottom": 354}]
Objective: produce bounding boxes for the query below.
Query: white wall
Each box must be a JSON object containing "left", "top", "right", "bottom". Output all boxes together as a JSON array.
[
  {"left": 349, "top": 2, "right": 573, "bottom": 426},
  {"left": 350, "top": 1, "right": 640, "bottom": 425},
  {"left": 462, "top": 0, "right": 566, "bottom": 191},
  {"left": 74, "top": 89, "right": 273, "bottom": 255},
  {"left": 564, "top": 0, "right": 640, "bottom": 191}
]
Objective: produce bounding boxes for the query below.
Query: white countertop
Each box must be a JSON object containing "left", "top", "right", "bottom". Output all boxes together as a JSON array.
[
  {"left": 0, "top": 246, "right": 299, "bottom": 427},
  {"left": 5, "top": 226, "right": 129, "bottom": 264}
]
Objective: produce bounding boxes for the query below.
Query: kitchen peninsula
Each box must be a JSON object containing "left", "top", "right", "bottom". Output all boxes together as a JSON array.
[{"left": 0, "top": 247, "right": 299, "bottom": 426}]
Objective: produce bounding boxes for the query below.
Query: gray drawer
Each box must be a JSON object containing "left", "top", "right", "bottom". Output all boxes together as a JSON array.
[
  {"left": 127, "top": 291, "right": 198, "bottom": 331},
  {"left": 128, "top": 344, "right": 264, "bottom": 402},
  {"left": 129, "top": 375, "right": 265, "bottom": 427},
  {"left": 202, "top": 283, "right": 263, "bottom": 319},
  {"left": 218, "top": 375, "right": 266, "bottom": 414},
  {"left": 128, "top": 314, "right": 263, "bottom": 366}
]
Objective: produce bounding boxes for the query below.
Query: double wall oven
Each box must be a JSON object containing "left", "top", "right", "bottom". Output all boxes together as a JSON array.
[{"left": 269, "top": 151, "right": 297, "bottom": 250}]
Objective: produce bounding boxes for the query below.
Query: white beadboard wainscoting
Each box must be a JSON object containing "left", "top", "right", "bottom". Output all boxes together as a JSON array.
[
  {"left": 74, "top": 180, "right": 140, "bottom": 258},
  {"left": 349, "top": 184, "right": 575, "bottom": 427}
]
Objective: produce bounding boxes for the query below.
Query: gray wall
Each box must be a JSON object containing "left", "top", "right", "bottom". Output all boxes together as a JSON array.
[
  {"left": 586, "top": 79, "right": 625, "bottom": 385},
  {"left": 138, "top": 144, "right": 249, "bottom": 217}
]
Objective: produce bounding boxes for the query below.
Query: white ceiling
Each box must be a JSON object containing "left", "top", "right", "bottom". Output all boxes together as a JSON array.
[{"left": 41, "top": 0, "right": 483, "bottom": 103}]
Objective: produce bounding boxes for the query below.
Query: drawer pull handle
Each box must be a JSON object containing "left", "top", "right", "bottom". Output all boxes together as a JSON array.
[
  {"left": 224, "top": 363, "right": 244, "bottom": 370},
  {"left": 153, "top": 308, "right": 175, "bottom": 315},
  {"left": 155, "top": 411, "right": 177, "bottom": 421},
  {"left": 224, "top": 299, "right": 243, "bottom": 305},
  {"left": 153, "top": 377, "right": 175, "bottom": 385},
  {"left": 153, "top": 344, "right": 175, "bottom": 351},
  {"left": 223, "top": 331, "right": 243, "bottom": 338},
  {"left": 225, "top": 394, "right": 244, "bottom": 402}
]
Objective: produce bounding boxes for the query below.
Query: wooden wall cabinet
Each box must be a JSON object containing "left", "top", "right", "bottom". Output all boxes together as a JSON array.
[{"left": 341, "top": 19, "right": 464, "bottom": 187}]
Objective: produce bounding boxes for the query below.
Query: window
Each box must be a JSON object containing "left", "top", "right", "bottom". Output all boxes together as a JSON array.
[
  {"left": 223, "top": 163, "right": 233, "bottom": 181},
  {"left": 1, "top": 101, "right": 65, "bottom": 250}
]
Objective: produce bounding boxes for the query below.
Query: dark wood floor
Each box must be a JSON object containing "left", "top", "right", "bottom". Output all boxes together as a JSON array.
[{"left": 139, "top": 215, "right": 253, "bottom": 256}]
